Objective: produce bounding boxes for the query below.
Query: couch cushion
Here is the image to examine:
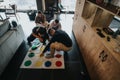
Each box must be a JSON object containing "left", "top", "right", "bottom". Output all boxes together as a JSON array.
[
  {"left": 0, "top": 30, "right": 13, "bottom": 46},
  {"left": 0, "top": 20, "right": 10, "bottom": 37},
  {"left": 0, "top": 25, "right": 25, "bottom": 75}
]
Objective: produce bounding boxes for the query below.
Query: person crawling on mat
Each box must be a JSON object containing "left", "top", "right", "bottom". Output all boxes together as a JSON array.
[
  {"left": 40, "top": 28, "right": 72, "bottom": 58},
  {"left": 27, "top": 26, "right": 49, "bottom": 46}
]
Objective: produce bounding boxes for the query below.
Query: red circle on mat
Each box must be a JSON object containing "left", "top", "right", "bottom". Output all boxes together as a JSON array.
[
  {"left": 55, "top": 61, "right": 62, "bottom": 67},
  {"left": 55, "top": 54, "right": 62, "bottom": 58}
]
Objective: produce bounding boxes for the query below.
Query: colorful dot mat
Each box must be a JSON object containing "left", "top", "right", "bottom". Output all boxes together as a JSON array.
[{"left": 20, "top": 44, "right": 65, "bottom": 69}]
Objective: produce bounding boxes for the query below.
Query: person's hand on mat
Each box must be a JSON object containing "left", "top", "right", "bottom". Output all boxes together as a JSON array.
[{"left": 40, "top": 53, "right": 44, "bottom": 57}]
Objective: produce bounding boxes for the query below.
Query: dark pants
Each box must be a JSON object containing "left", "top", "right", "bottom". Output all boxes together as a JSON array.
[
  {"left": 27, "top": 34, "right": 47, "bottom": 45},
  {"left": 27, "top": 34, "right": 36, "bottom": 44}
]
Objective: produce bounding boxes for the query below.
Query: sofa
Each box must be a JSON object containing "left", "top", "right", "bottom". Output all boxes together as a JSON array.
[{"left": 0, "top": 19, "right": 25, "bottom": 75}]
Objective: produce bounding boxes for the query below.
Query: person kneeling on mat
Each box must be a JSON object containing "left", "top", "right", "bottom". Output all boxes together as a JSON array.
[
  {"left": 27, "top": 26, "right": 49, "bottom": 46},
  {"left": 40, "top": 28, "right": 72, "bottom": 58}
]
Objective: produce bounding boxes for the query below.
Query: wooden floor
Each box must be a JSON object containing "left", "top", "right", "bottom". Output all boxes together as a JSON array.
[{"left": 0, "top": 12, "right": 90, "bottom": 80}]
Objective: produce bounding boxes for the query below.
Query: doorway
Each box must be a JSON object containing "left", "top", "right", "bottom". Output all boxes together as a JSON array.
[
  {"left": 0, "top": 0, "right": 37, "bottom": 10},
  {"left": 61, "top": 0, "right": 76, "bottom": 12}
]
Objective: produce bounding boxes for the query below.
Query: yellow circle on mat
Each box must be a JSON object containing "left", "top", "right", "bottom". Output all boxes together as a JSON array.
[{"left": 35, "top": 61, "right": 43, "bottom": 67}]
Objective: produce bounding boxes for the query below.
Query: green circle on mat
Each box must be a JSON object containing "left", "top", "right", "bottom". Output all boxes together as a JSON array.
[
  {"left": 24, "top": 60, "right": 32, "bottom": 66},
  {"left": 31, "top": 45, "right": 37, "bottom": 50},
  {"left": 28, "top": 52, "right": 35, "bottom": 58}
]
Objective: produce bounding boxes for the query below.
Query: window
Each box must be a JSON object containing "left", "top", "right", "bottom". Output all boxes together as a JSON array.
[{"left": 0, "top": 0, "right": 37, "bottom": 10}]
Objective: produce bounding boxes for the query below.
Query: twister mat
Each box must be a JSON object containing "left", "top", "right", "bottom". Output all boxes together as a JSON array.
[{"left": 20, "top": 43, "right": 65, "bottom": 69}]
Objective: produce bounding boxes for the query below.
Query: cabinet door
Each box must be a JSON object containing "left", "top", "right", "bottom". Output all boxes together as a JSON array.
[
  {"left": 91, "top": 47, "right": 120, "bottom": 80},
  {"left": 82, "top": 34, "right": 105, "bottom": 78},
  {"left": 78, "top": 24, "right": 100, "bottom": 56}
]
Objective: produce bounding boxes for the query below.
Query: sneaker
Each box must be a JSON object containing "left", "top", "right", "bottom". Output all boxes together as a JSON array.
[{"left": 45, "top": 54, "right": 54, "bottom": 58}]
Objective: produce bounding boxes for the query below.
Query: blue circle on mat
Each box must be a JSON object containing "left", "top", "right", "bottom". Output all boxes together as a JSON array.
[{"left": 44, "top": 61, "right": 51, "bottom": 67}]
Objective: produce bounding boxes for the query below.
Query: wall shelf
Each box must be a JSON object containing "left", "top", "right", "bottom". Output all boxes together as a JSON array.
[{"left": 87, "top": 0, "right": 118, "bottom": 15}]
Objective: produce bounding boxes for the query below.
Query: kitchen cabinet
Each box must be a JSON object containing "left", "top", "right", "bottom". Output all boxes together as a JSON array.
[{"left": 73, "top": 0, "right": 120, "bottom": 80}]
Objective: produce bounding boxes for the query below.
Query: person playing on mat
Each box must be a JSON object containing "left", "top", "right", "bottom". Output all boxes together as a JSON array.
[
  {"left": 35, "top": 10, "right": 48, "bottom": 28},
  {"left": 49, "top": 19, "right": 62, "bottom": 30},
  {"left": 27, "top": 27, "right": 49, "bottom": 46},
  {"left": 40, "top": 28, "right": 72, "bottom": 58}
]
